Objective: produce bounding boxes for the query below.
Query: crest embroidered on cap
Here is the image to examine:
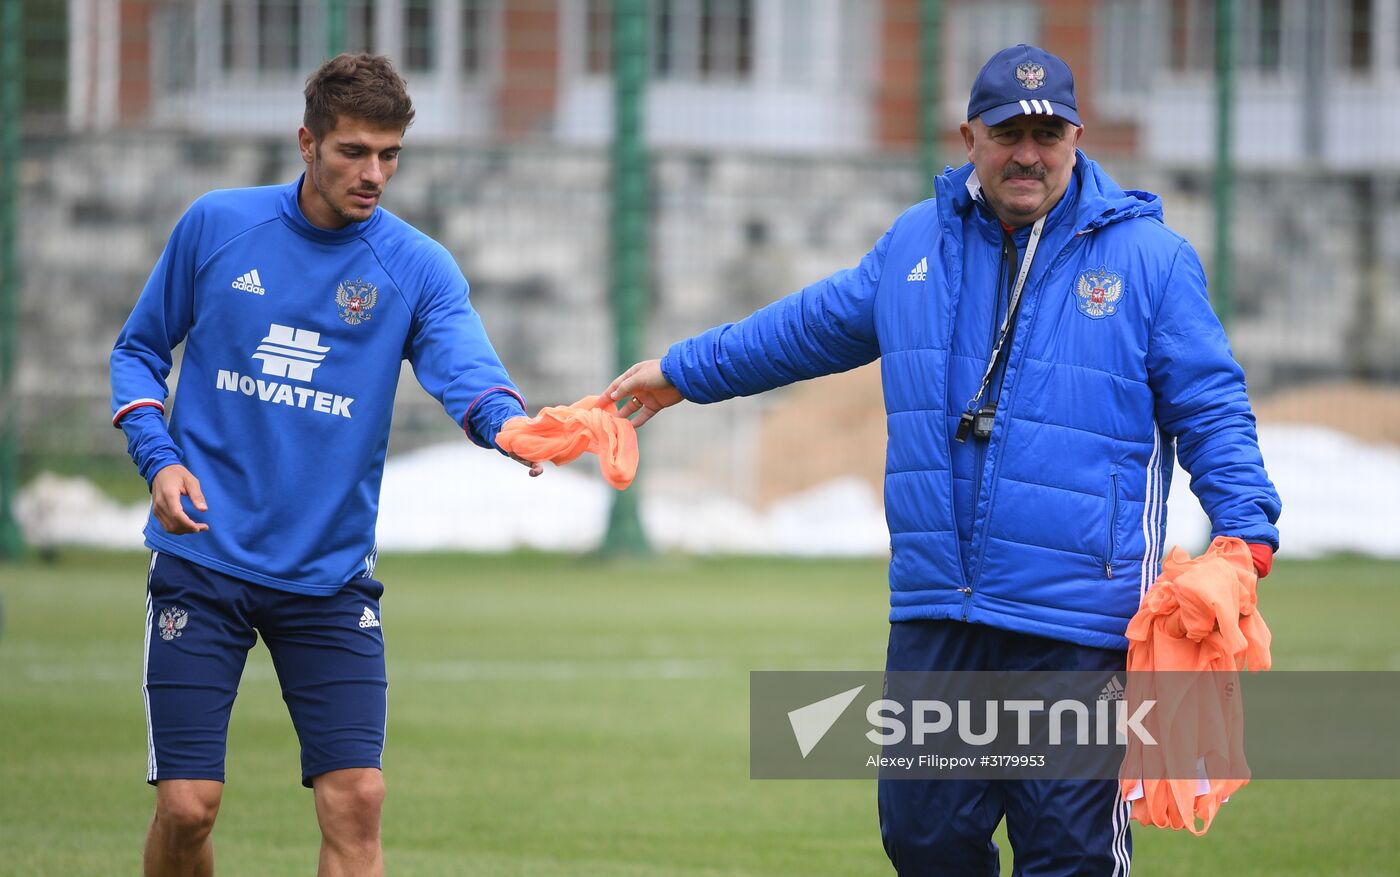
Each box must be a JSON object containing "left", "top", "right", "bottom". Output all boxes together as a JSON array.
[
  {"left": 1016, "top": 62, "right": 1046, "bottom": 90},
  {"left": 157, "top": 607, "right": 189, "bottom": 641},
  {"left": 336, "top": 278, "right": 379, "bottom": 326},
  {"left": 1075, "top": 267, "right": 1124, "bottom": 319}
]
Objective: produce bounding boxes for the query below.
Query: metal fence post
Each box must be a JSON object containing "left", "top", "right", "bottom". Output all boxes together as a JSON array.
[
  {"left": 920, "top": 0, "right": 943, "bottom": 195},
  {"left": 326, "top": 0, "right": 346, "bottom": 57},
  {"left": 1213, "top": 0, "right": 1235, "bottom": 328},
  {"left": 0, "top": 0, "right": 26, "bottom": 560},
  {"left": 601, "top": 0, "right": 651, "bottom": 555}
]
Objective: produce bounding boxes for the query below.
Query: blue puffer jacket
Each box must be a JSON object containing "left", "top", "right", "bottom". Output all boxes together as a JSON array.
[{"left": 662, "top": 154, "right": 1281, "bottom": 650}]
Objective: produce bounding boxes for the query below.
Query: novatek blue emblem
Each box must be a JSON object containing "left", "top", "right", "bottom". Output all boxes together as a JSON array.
[
  {"left": 1016, "top": 62, "right": 1047, "bottom": 90},
  {"left": 157, "top": 607, "right": 189, "bottom": 641},
  {"left": 1075, "top": 267, "right": 1124, "bottom": 319},
  {"left": 335, "top": 278, "right": 379, "bottom": 326}
]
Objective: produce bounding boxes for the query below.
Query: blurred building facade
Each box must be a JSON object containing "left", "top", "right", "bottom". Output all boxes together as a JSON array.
[
  {"left": 14, "top": 0, "right": 1400, "bottom": 503},
  {"left": 65, "top": 0, "right": 1400, "bottom": 168}
]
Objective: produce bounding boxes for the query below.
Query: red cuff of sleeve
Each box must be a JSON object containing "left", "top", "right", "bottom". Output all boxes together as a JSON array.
[
  {"left": 112, "top": 398, "right": 165, "bottom": 427},
  {"left": 1247, "top": 542, "right": 1273, "bottom": 579}
]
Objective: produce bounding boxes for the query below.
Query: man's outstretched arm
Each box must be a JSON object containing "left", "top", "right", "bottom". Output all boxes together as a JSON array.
[{"left": 607, "top": 360, "right": 684, "bottom": 428}]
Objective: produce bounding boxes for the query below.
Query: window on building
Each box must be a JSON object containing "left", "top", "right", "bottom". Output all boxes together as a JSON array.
[
  {"left": 586, "top": 0, "right": 613, "bottom": 73},
  {"left": 1231, "top": 0, "right": 1298, "bottom": 76},
  {"left": 835, "top": 0, "right": 877, "bottom": 91},
  {"left": 699, "top": 0, "right": 752, "bottom": 77},
  {"left": 153, "top": 2, "right": 197, "bottom": 95},
  {"left": 461, "top": 0, "right": 488, "bottom": 75},
  {"left": 403, "top": 0, "right": 435, "bottom": 72},
  {"left": 197, "top": 0, "right": 503, "bottom": 86},
  {"left": 1254, "top": 0, "right": 1284, "bottom": 73},
  {"left": 585, "top": 0, "right": 754, "bottom": 80},
  {"left": 219, "top": 0, "right": 300, "bottom": 73},
  {"left": 221, "top": 0, "right": 240, "bottom": 71},
  {"left": 947, "top": 1, "right": 1041, "bottom": 113},
  {"left": 258, "top": 0, "right": 302, "bottom": 71},
  {"left": 345, "top": 0, "right": 376, "bottom": 54},
  {"left": 1099, "top": 0, "right": 1163, "bottom": 102},
  {"left": 1167, "top": 0, "right": 1214, "bottom": 72},
  {"left": 777, "top": 0, "right": 814, "bottom": 84},
  {"left": 1342, "top": 0, "right": 1373, "bottom": 72},
  {"left": 1101, "top": 0, "right": 1394, "bottom": 102}
]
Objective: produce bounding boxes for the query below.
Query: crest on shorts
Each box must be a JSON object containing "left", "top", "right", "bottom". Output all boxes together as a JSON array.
[
  {"left": 157, "top": 607, "right": 189, "bottom": 641},
  {"left": 335, "top": 278, "right": 378, "bottom": 325},
  {"left": 1075, "top": 267, "right": 1124, "bottom": 319},
  {"left": 1016, "top": 62, "right": 1047, "bottom": 90}
]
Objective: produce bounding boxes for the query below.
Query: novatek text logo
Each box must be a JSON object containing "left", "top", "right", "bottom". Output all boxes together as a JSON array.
[
  {"left": 214, "top": 323, "right": 354, "bottom": 418},
  {"left": 252, "top": 324, "right": 329, "bottom": 381},
  {"left": 232, "top": 269, "right": 267, "bottom": 295}
]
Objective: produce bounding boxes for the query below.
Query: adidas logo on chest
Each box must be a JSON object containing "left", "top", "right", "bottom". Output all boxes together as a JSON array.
[
  {"left": 232, "top": 269, "right": 267, "bottom": 295},
  {"left": 906, "top": 257, "right": 928, "bottom": 282}
]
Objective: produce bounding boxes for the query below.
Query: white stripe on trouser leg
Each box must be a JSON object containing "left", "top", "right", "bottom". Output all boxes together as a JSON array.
[
  {"left": 1139, "top": 429, "right": 1163, "bottom": 601},
  {"left": 1149, "top": 435, "right": 1168, "bottom": 592},
  {"left": 143, "top": 551, "right": 159, "bottom": 782},
  {"left": 1111, "top": 795, "right": 1132, "bottom": 875},
  {"left": 1121, "top": 797, "right": 1133, "bottom": 873},
  {"left": 1110, "top": 792, "right": 1122, "bottom": 877}
]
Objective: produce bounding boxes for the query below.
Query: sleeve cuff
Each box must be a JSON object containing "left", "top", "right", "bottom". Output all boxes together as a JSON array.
[
  {"left": 463, "top": 387, "right": 527, "bottom": 449},
  {"left": 140, "top": 451, "right": 184, "bottom": 488},
  {"left": 1247, "top": 542, "right": 1274, "bottom": 579}
]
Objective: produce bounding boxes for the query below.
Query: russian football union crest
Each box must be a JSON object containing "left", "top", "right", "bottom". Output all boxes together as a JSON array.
[
  {"left": 157, "top": 607, "right": 189, "bottom": 641},
  {"left": 1075, "top": 267, "right": 1124, "bottom": 319},
  {"left": 336, "top": 278, "right": 379, "bottom": 325},
  {"left": 1016, "top": 62, "right": 1046, "bottom": 90}
]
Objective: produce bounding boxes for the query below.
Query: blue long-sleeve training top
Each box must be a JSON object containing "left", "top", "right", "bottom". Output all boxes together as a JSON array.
[{"left": 110, "top": 176, "right": 525, "bottom": 594}]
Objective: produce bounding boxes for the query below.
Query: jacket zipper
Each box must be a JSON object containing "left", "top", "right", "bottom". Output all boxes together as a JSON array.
[
  {"left": 1105, "top": 473, "right": 1119, "bottom": 579},
  {"left": 967, "top": 237, "right": 1083, "bottom": 592}
]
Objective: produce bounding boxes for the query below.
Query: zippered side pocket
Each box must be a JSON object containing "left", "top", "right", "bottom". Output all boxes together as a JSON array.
[{"left": 1104, "top": 473, "right": 1120, "bottom": 579}]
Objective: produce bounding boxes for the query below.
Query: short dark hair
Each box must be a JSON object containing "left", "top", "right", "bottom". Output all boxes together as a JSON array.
[{"left": 303, "top": 53, "right": 415, "bottom": 139}]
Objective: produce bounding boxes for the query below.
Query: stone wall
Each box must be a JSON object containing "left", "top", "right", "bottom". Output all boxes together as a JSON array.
[{"left": 16, "top": 133, "right": 1400, "bottom": 502}]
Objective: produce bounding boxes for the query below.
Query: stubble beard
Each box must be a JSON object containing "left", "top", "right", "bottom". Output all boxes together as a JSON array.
[{"left": 310, "top": 158, "right": 369, "bottom": 227}]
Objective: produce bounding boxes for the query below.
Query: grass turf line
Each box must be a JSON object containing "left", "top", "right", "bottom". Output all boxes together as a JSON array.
[{"left": 0, "top": 551, "right": 1396, "bottom": 876}]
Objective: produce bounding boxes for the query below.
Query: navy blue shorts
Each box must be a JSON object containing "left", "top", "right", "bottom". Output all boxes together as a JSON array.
[
  {"left": 142, "top": 551, "right": 387, "bottom": 788},
  {"left": 878, "top": 620, "right": 1132, "bottom": 877}
]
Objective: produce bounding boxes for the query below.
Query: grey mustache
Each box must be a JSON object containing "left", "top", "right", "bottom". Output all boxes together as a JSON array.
[{"left": 1003, "top": 165, "right": 1046, "bottom": 181}]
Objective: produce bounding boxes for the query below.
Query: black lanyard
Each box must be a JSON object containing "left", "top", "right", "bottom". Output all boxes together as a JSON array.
[{"left": 956, "top": 213, "right": 1045, "bottom": 442}]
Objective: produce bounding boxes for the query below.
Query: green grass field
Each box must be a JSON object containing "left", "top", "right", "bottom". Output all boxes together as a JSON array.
[{"left": 1, "top": 551, "right": 1397, "bottom": 876}]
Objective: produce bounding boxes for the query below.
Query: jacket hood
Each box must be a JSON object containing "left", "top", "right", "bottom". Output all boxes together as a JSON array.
[{"left": 935, "top": 150, "right": 1162, "bottom": 233}]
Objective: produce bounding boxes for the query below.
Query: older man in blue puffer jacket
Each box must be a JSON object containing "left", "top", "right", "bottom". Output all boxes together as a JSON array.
[{"left": 607, "top": 44, "right": 1281, "bottom": 876}]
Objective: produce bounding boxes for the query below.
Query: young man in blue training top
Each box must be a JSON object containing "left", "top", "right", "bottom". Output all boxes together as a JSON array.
[
  {"left": 607, "top": 45, "right": 1281, "bottom": 875},
  {"left": 110, "top": 54, "right": 540, "bottom": 877}
]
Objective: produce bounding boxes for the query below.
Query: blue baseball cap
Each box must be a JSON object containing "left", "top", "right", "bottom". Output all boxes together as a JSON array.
[{"left": 967, "top": 44, "right": 1081, "bottom": 127}]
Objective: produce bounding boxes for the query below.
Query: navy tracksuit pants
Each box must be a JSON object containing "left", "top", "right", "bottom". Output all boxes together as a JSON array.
[{"left": 878, "top": 620, "right": 1133, "bottom": 876}]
